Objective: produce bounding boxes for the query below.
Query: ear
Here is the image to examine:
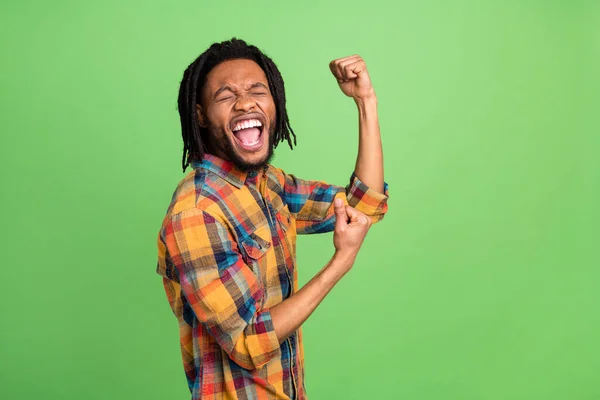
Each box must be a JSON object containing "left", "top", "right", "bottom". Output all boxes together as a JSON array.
[{"left": 195, "top": 104, "right": 207, "bottom": 128}]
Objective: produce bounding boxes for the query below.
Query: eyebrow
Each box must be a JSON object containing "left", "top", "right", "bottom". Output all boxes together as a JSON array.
[
  {"left": 213, "top": 85, "right": 234, "bottom": 99},
  {"left": 213, "top": 82, "right": 269, "bottom": 99},
  {"left": 249, "top": 82, "right": 268, "bottom": 91}
]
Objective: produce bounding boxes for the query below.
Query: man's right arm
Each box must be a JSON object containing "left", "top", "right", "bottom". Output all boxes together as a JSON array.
[
  {"left": 269, "top": 199, "right": 371, "bottom": 342},
  {"left": 163, "top": 208, "right": 281, "bottom": 370},
  {"left": 164, "top": 200, "right": 371, "bottom": 366}
]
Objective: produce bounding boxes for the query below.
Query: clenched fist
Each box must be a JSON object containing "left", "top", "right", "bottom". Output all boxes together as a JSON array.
[
  {"left": 332, "top": 198, "right": 371, "bottom": 268},
  {"left": 329, "top": 55, "right": 376, "bottom": 101}
]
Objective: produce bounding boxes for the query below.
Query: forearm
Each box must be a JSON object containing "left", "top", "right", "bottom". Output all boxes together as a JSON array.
[
  {"left": 270, "top": 251, "right": 355, "bottom": 343},
  {"left": 354, "top": 94, "right": 384, "bottom": 193}
]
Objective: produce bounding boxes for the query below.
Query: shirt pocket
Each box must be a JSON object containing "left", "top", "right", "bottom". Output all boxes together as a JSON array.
[
  {"left": 241, "top": 233, "right": 271, "bottom": 261},
  {"left": 240, "top": 232, "right": 271, "bottom": 304}
]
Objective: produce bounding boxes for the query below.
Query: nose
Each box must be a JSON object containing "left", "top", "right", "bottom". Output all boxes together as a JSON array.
[{"left": 233, "top": 94, "right": 256, "bottom": 112}]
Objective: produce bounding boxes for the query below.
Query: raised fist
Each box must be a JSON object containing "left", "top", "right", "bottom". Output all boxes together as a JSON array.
[{"left": 329, "top": 55, "right": 375, "bottom": 100}]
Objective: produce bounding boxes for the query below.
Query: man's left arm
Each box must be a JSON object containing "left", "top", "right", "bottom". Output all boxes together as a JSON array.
[
  {"left": 329, "top": 55, "right": 384, "bottom": 193},
  {"left": 279, "top": 56, "right": 388, "bottom": 234}
]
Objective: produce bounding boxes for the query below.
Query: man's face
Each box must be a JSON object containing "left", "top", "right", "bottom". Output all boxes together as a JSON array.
[{"left": 198, "top": 59, "right": 277, "bottom": 171}]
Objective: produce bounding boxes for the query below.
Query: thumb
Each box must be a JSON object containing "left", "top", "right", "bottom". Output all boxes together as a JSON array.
[{"left": 334, "top": 198, "right": 348, "bottom": 230}]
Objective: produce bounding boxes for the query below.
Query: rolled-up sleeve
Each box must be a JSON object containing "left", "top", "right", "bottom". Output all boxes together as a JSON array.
[
  {"left": 163, "top": 208, "right": 280, "bottom": 370},
  {"left": 345, "top": 173, "right": 389, "bottom": 223},
  {"left": 282, "top": 170, "right": 389, "bottom": 235}
]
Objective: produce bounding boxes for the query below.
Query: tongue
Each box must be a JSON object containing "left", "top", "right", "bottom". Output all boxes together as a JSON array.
[{"left": 235, "top": 127, "right": 261, "bottom": 144}]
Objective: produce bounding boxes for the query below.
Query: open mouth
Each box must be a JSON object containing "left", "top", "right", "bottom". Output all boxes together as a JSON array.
[{"left": 231, "top": 117, "right": 264, "bottom": 151}]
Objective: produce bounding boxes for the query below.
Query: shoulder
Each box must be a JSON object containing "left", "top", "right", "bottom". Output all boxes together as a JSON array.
[{"left": 163, "top": 168, "right": 232, "bottom": 221}]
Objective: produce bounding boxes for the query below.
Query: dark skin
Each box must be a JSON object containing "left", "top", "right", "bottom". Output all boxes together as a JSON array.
[
  {"left": 196, "top": 56, "right": 383, "bottom": 192},
  {"left": 196, "top": 59, "right": 277, "bottom": 170},
  {"left": 195, "top": 58, "right": 374, "bottom": 344}
]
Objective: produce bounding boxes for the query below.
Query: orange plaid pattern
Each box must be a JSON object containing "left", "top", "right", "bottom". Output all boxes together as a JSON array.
[{"left": 157, "top": 154, "right": 388, "bottom": 399}]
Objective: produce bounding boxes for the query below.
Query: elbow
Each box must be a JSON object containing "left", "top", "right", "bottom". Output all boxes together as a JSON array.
[
  {"left": 369, "top": 213, "right": 384, "bottom": 225},
  {"left": 227, "top": 348, "right": 260, "bottom": 371},
  {"left": 368, "top": 212, "right": 387, "bottom": 225},
  {"left": 226, "top": 311, "right": 281, "bottom": 370},
  {"left": 366, "top": 203, "right": 389, "bottom": 225},
  {"left": 227, "top": 332, "right": 280, "bottom": 370}
]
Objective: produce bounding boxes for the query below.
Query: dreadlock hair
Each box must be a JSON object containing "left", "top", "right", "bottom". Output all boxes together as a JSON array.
[{"left": 178, "top": 38, "right": 297, "bottom": 172}]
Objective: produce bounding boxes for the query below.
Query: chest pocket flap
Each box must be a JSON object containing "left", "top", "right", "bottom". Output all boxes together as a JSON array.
[{"left": 241, "top": 233, "right": 271, "bottom": 260}]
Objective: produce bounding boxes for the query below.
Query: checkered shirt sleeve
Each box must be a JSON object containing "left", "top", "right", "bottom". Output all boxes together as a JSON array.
[
  {"left": 163, "top": 208, "right": 280, "bottom": 370},
  {"left": 282, "top": 171, "right": 389, "bottom": 234}
]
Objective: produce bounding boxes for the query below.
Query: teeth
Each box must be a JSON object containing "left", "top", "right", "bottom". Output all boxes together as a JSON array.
[{"left": 232, "top": 119, "right": 262, "bottom": 132}]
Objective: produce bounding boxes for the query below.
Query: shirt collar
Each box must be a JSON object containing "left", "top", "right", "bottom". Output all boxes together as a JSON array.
[{"left": 192, "top": 154, "right": 262, "bottom": 189}]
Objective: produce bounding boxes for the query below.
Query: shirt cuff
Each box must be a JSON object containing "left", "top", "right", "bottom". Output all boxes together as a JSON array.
[
  {"left": 244, "top": 308, "right": 281, "bottom": 369},
  {"left": 346, "top": 173, "right": 389, "bottom": 221}
]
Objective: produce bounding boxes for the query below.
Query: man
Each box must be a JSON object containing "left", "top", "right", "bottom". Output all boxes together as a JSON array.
[{"left": 157, "top": 38, "right": 388, "bottom": 399}]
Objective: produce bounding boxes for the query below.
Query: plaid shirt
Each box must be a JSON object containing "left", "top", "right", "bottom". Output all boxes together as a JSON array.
[{"left": 157, "top": 154, "right": 389, "bottom": 399}]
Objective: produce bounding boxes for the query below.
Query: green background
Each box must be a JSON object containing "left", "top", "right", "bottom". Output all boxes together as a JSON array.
[{"left": 1, "top": 0, "right": 599, "bottom": 399}]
